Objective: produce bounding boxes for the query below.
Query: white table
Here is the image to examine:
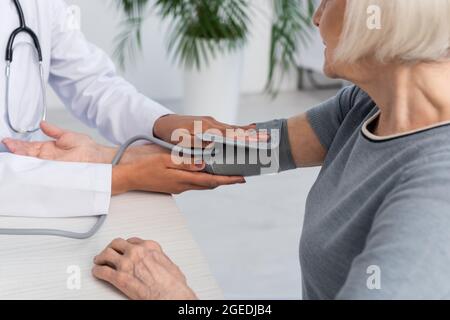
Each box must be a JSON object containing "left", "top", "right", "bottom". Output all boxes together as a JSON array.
[{"left": 0, "top": 192, "right": 222, "bottom": 300}]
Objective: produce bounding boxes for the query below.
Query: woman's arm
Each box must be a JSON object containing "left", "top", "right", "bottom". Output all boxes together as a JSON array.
[
  {"left": 287, "top": 114, "right": 327, "bottom": 167},
  {"left": 260, "top": 86, "right": 360, "bottom": 170}
]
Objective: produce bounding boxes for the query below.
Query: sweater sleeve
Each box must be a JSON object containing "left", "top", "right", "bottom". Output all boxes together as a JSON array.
[{"left": 306, "top": 85, "right": 360, "bottom": 150}]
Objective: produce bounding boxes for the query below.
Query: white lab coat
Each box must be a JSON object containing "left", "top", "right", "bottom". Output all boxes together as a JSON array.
[{"left": 0, "top": 0, "right": 172, "bottom": 217}]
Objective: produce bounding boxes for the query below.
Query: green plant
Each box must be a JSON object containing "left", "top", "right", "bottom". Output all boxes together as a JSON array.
[{"left": 115, "top": 0, "right": 315, "bottom": 95}]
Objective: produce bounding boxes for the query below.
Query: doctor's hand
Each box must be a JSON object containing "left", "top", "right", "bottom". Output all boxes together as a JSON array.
[
  {"left": 2, "top": 122, "right": 112, "bottom": 163},
  {"left": 111, "top": 151, "right": 246, "bottom": 195},
  {"left": 153, "top": 114, "right": 263, "bottom": 147},
  {"left": 92, "top": 237, "right": 197, "bottom": 300},
  {"left": 2, "top": 121, "right": 174, "bottom": 165}
]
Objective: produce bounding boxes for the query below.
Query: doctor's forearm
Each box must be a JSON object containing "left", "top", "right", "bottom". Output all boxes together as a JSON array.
[
  {"left": 112, "top": 165, "right": 133, "bottom": 195},
  {"left": 111, "top": 159, "right": 164, "bottom": 195},
  {"left": 110, "top": 160, "right": 159, "bottom": 195},
  {"left": 111, "top": 158, "right": 155, "bottom": 195}
]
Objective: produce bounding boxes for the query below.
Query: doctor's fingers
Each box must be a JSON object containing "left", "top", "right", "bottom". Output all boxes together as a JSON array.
[
  {"left": 3, "top": 139, "right": 44, "bottom": 157},
  {"left": 166, "top": 155, "right": 206, "bottom": 172},
  {"left": 202, "top": 118, "right": 271, "bottom": 141},
  {"left": 40, "top": 121, "right": 67, "bottom": 139},
  {"left": 177, "top": 171, "right": 246, "bottom": 189},
  {"left": 200, "top": 121, "right": 265, "bottom": 143},
  {"left": 202, "top": 116, "right": 254, "bottom": 133}
]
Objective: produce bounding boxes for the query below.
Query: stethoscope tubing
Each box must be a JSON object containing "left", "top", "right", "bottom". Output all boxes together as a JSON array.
[{"left": 5, "top": 0, "right": 46, "bottom": 134}]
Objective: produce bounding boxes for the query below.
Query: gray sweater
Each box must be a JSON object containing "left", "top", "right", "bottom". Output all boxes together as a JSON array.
[{"left": 296, "top": 85, "right": 450, "bottom": 299}]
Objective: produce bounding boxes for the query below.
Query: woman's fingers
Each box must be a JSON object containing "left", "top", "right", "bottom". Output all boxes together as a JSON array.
[
  {"left": 40, "top": 121, "right": 67, "bottom": 139},
  {"left": 92, "top": 265, "right": 119, "bottom": 283},
  {"left": 92, "top": 238, "right": 195, "bottom": 300},
  {"left": 92, "top": 265, "right": 148, "bottom": 300},
  {"left": 127, "top": 237, "right": 145, "bottom": 245},
  {"left": 108, "top": 238, "right": 132, "bottom": 254},
  {"left": 94, "top": 247, "right": 123, "bottom": 268}
]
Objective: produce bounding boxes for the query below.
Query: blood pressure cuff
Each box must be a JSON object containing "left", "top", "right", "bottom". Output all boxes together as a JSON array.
[
  {"left": 256, "top": 119, "right": 296, "bottom": 172},
  {"left": 203, "top": 119, "right": 296, "bottom": 177}
]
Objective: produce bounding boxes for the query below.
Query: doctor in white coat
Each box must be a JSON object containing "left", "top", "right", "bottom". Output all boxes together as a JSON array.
[{"left": 0, "top": 0, "right": 247, "bottom": 219}]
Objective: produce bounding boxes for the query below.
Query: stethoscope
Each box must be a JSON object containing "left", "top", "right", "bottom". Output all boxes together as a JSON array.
[{"left": 5, "top": 0, "right": 47, "bottom": 134}]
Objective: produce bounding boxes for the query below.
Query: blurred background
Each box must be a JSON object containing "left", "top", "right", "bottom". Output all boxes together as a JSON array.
[{"left": 48, "top": 0, "right": 344, "bottom": 299}]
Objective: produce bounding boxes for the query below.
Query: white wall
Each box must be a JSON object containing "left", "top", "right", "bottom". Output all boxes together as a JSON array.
[{"left": 48, "top": 0, "right": 298, "bottom": 109}]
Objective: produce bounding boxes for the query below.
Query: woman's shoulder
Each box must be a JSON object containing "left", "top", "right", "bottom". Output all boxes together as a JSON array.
[
  {"left": 337, "top": 85, "right": 376, "bottom": 122},
  {"left": 338, "top": 85, "right": 370, "bottom": 104}
]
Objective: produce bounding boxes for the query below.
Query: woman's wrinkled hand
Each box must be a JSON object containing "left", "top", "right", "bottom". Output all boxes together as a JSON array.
[{"left": 92, "top": 237, "right": 197, "bottom": 300}]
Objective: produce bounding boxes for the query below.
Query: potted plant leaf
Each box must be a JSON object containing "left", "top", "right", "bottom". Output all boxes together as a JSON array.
[{"left": 115, "top": 0, "right": 315, "bottom": 122}]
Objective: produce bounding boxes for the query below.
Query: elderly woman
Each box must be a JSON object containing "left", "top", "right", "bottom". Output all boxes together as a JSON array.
[{"left": 6, "top": 0, "right": 450, "bottom": 299}]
